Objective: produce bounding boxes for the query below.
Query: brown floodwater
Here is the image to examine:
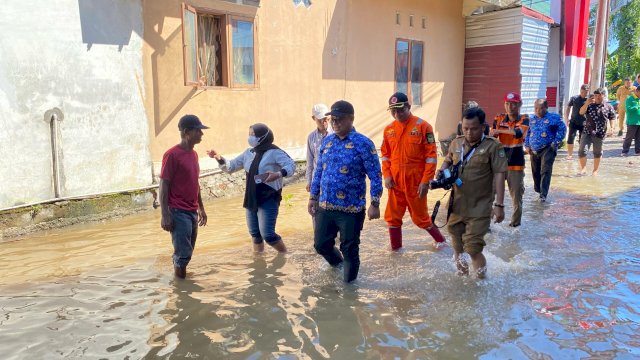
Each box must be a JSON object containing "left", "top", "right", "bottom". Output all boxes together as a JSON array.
[{"left": 1, "top": 141, "right": 639, "bottom": 359}]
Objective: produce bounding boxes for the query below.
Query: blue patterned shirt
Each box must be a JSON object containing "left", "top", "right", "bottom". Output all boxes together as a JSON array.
[
  {"left": 310, "top": 129, "right": 383, "bottom": 213},
  {"left": 524, "top": 112, "right": 567, "bottom": 152}
]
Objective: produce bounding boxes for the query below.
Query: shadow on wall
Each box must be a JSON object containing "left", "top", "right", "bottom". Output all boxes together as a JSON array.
[
  {"left": 78, "top": 0, "right": 141, "bottom": 51},
  {"left": 322, "top": 0, "right": 348, "bottom": 82},
  {"left": 143, "top": 0, "right": 258, "bottom": 136}
]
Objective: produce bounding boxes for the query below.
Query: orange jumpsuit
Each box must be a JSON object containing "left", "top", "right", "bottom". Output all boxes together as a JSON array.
[{"left": 381, "top": 115, "right": 438, "bottom": 229}]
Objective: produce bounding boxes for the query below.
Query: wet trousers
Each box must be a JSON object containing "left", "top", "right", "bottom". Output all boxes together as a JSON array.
[
  {"left": 170, "top": 208, "right": 198, "bottom": 268},
  {"left": 384, "top": 187, "right": 432, "bottom": 229},
  {"left": 505, "top": 170, "right": 525, "bottom": 227},
  {"left": 314, "top": 208, "right": 365, "bottom": 282},
  {"left": 530, "top": 146, "right": 557, "bottom": 198}
]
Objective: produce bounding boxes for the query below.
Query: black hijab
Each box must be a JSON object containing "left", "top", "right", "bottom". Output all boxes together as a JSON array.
[{"left": 244, "top": 123, "right": 281, "bottom": 211}]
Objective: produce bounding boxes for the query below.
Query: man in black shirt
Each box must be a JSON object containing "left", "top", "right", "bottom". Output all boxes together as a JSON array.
[{"left": 564, "top": 84, "right": 589, "bottom": 160}]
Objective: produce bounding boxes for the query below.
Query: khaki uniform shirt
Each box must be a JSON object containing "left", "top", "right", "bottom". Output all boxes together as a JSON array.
[
  {"left": 617, "top": 86, "right": 636, "bottom": 111},
  {"left": 444, "top": 136, "right": 508, "bottom": 218}
]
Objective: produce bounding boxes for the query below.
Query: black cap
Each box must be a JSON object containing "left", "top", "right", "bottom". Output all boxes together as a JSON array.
[
  {"left": 178, "top": 114, "right": 209, "bottom": 130},
  {"left": 388, "top": 92, "right": 409, "bottom": 109},
  {"left": 326, "top": 100, "right": 355, "bottom": 117}
]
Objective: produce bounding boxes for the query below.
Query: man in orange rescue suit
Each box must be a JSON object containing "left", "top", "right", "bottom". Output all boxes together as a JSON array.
[
  {"left": 381, "top": 92, "right": 446, "bottom": 250},
  {"left": 490, "top": 92, "right": 529, "bottom": 228}
]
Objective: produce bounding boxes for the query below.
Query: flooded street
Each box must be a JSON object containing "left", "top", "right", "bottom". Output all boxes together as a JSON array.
[{"left": 1, "top": 139, "right": 639, "bottom": 359}]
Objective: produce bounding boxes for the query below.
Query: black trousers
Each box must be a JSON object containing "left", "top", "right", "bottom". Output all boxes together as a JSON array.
[
  {"left": 530, "top": 146, "right": 557, "bottom": 198},
  {"left": 314, "top": 208, "right": 365, "bottom": 282},
  {"left": 622, "top": 125, "right": 640, "bottom": 154}
]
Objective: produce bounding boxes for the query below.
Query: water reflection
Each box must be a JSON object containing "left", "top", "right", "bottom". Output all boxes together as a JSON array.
[{"left": 1, "top": 147, "right": 640, "bottom": 359}]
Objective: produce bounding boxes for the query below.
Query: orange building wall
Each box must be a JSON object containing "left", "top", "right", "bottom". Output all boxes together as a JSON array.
[{"left": 142, "top": 0, "right": 465, "bottom": 166}]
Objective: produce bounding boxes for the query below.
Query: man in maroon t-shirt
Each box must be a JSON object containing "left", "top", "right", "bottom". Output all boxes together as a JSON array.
[{"left": 160, "top": 114, "right": 209, "bottom": 278}]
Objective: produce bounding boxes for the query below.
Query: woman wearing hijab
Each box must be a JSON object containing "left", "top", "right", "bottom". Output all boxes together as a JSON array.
[{"left": 208, "top": 124, "right": 295, "bottom": 253}]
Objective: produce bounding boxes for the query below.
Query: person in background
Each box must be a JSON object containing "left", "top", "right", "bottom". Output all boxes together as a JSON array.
[
  {"left": 306, "top": 103, "right": 332, "bottom": 230},
  {"left": 489, "top": 92, "right": 529, "bottom": 227},
  {"left": 621, "top": 86, "right": 640, "bottom": 156},
  {"left": 208, "top": 124, "right": 295, "bottom": 253},
  {"left": 306, "top": 103, "right": 332, "bottom": 192},
  {"left": 564, "top": 84, "right": 589, "bottom": 160},
  {"left": 458, "top": 101, "right": 489, "bottom": 136},
  {"left": 616, "top": 77, "right": 636, "bottom": 136},
  {"left": 578, "top": 88, "right": 616, "bottom": 176},
  {"left": 308, "top": 100, "right": 382, "bottom": 283},
  {"left": 381, "top": 92, "right": 445, "bottom": 250},
  {"left": 524, "top": 99, "right": 566, "bottom": 202},
  {"left": 159, "top": 114, "right": 209, "bottom": 279}
]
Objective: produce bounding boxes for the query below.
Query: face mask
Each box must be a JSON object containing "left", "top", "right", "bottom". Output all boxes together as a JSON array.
[{"left": 248, "top": 135, "right": 260, "bottom": 148}]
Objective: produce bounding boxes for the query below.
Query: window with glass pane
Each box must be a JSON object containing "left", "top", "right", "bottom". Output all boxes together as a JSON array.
[
  {"left": 182, "top": 7, "right": 198, "bottom": 85},
  {"left": 410, "top": 41, "right": 423, "bottom": 106},
  {"left": 232, "top": 19, "right": 255, "bottom": 85},
  {"left": 395, "top": 40, "right": 409, "bottom": 95}
]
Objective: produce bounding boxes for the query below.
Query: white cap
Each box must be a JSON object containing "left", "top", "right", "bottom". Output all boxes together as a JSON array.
[{"left": 311, "top": 103, "right": 329, "bottom": 120}]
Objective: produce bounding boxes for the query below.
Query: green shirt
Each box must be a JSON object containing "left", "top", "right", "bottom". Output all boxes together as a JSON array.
[{"left": 625, "top": 95, "right": 640, "bottom": 126}]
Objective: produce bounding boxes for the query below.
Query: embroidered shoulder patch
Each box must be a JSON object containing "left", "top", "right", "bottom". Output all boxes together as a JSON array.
[
  {"left": 426, "top": 133, "right": 435, "bottom": 143},
  {"left": 498, "top": 149, "right": 506, "bottom": 158}
]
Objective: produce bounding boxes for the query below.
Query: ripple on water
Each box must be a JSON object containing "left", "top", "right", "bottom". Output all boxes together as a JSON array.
[{"left": 2, "top": 176, "right": 640, "bottom": 358}]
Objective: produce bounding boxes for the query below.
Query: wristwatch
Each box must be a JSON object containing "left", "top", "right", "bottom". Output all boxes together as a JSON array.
[
  {"left": 493, "top": 203, "right": 505, "bottom": 208},
  {"left": 371, "top": 200, "right": 380, "bottom": 208}
]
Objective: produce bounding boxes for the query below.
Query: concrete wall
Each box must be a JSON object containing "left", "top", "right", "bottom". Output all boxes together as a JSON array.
[
  {"left": 0, "top": 0, "right": 153, "bottom": 209},
  {"left": 143, "top": 0, "right": 465, "bottom": 172}
]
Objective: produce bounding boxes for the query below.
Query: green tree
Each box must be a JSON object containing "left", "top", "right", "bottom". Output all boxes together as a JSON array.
[{"left": 609, "top": 0, "right": 640, "bottom": 81}]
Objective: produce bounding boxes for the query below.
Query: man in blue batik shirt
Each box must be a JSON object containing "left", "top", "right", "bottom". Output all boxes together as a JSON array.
[
  {"left": 308, "top": 100, "right": 383, "bottom": 282},
  {"left": 524, "top": 98, "right": 567, "bottom": 202}
]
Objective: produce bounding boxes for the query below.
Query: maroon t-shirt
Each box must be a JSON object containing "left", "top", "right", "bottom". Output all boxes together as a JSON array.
[{"left": 160, "top": 145, "right": 200, "bottom": 211}]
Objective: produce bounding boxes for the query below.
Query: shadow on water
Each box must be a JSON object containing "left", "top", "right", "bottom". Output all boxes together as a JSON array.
[{"left": 1, "top": 144, "right": 640, "bottom": 358}]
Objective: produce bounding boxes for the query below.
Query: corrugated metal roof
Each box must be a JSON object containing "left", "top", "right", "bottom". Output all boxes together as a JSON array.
[{"left": 466, "top": 7, "right": 523, "bottom": 48}]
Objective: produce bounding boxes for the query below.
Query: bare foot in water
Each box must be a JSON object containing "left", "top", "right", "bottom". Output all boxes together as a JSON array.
[
  {"left": 455, "top": 257, "right": 469, "bottom": 276},
  {"left": 566, "top": 155, "right": 573, "bottom": 160},
  {"left": 431, "top": 240, "right": 445, "bottom": 250},
  {"left": 592, "top": 170, "right": 599, "bottom": 176},
  {"left": 579, "top": 168, "right": 587, "bottom": 176},
  {"left": 476, "top": 266, "right": 487, "bottom": 279}
]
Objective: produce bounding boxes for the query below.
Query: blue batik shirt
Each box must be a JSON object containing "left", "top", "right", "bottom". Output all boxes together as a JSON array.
[
  {"left": 524, "top": 112, "right": 567, "bottom": 152},
  {"left": 310, "top": 129, "right": 383, "bottom": 213}
]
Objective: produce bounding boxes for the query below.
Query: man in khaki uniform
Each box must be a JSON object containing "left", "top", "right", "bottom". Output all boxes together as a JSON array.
[
  {"left": 616, "top": 78, "right": 636, "bottom": 136},
  {"left": 440, "top": 107, "right": 507, "bottom": 279}
]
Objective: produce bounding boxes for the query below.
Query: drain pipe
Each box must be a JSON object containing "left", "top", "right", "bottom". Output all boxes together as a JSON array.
[{"left": 44, "top": 108, "right": 64, "bottom": 198}]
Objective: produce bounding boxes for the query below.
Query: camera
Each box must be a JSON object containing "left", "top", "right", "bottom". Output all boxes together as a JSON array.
[{"left": 429, "top": 163, "right": 461, "bottom": 190}]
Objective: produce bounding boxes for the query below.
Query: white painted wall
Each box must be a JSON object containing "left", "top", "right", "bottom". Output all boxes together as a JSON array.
[{"left": 0, "top": 0, "right": 152, "bottom": 208}]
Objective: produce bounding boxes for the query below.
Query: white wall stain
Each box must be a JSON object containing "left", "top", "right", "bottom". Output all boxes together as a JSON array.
[{"left": 0, "top": 0, "right": 152, "bottom": 208}]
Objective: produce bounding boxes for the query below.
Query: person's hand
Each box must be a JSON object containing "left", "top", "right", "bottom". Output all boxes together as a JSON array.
[
  {"left": 489, "top": 128, "right": 497, "bottom": 136},
  {"left": 264, "top": 171, "right": 282, "bottom": 182},
  {"left": 207, "top": 149, "right": 222, "bottom": 161},
  {"left": 384, "top": 176, "right": 396, "bottom": 189},
  {"left": 161, "top": 213, "right": 174, "bottom": 232},
  {"left": 524, "top": 147, "right": 530, "bottom": 155},
  {"left": 492, "top": 206, "right": 505, "bottom": 223},
  {"left": 308, "top": 199, "right": 318, "bottom": 216},
  {"left": 198, "top": 207, "right": 207, "bottom": 226},
  {"left": 367, "top": 205, "right": 380, "bottom": 220},
  {"left": 417, "top": 183, "right": 429, "bottom": 198},
  {"left": 305, "top": 183, "right": 311, "bottom": 192}
]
